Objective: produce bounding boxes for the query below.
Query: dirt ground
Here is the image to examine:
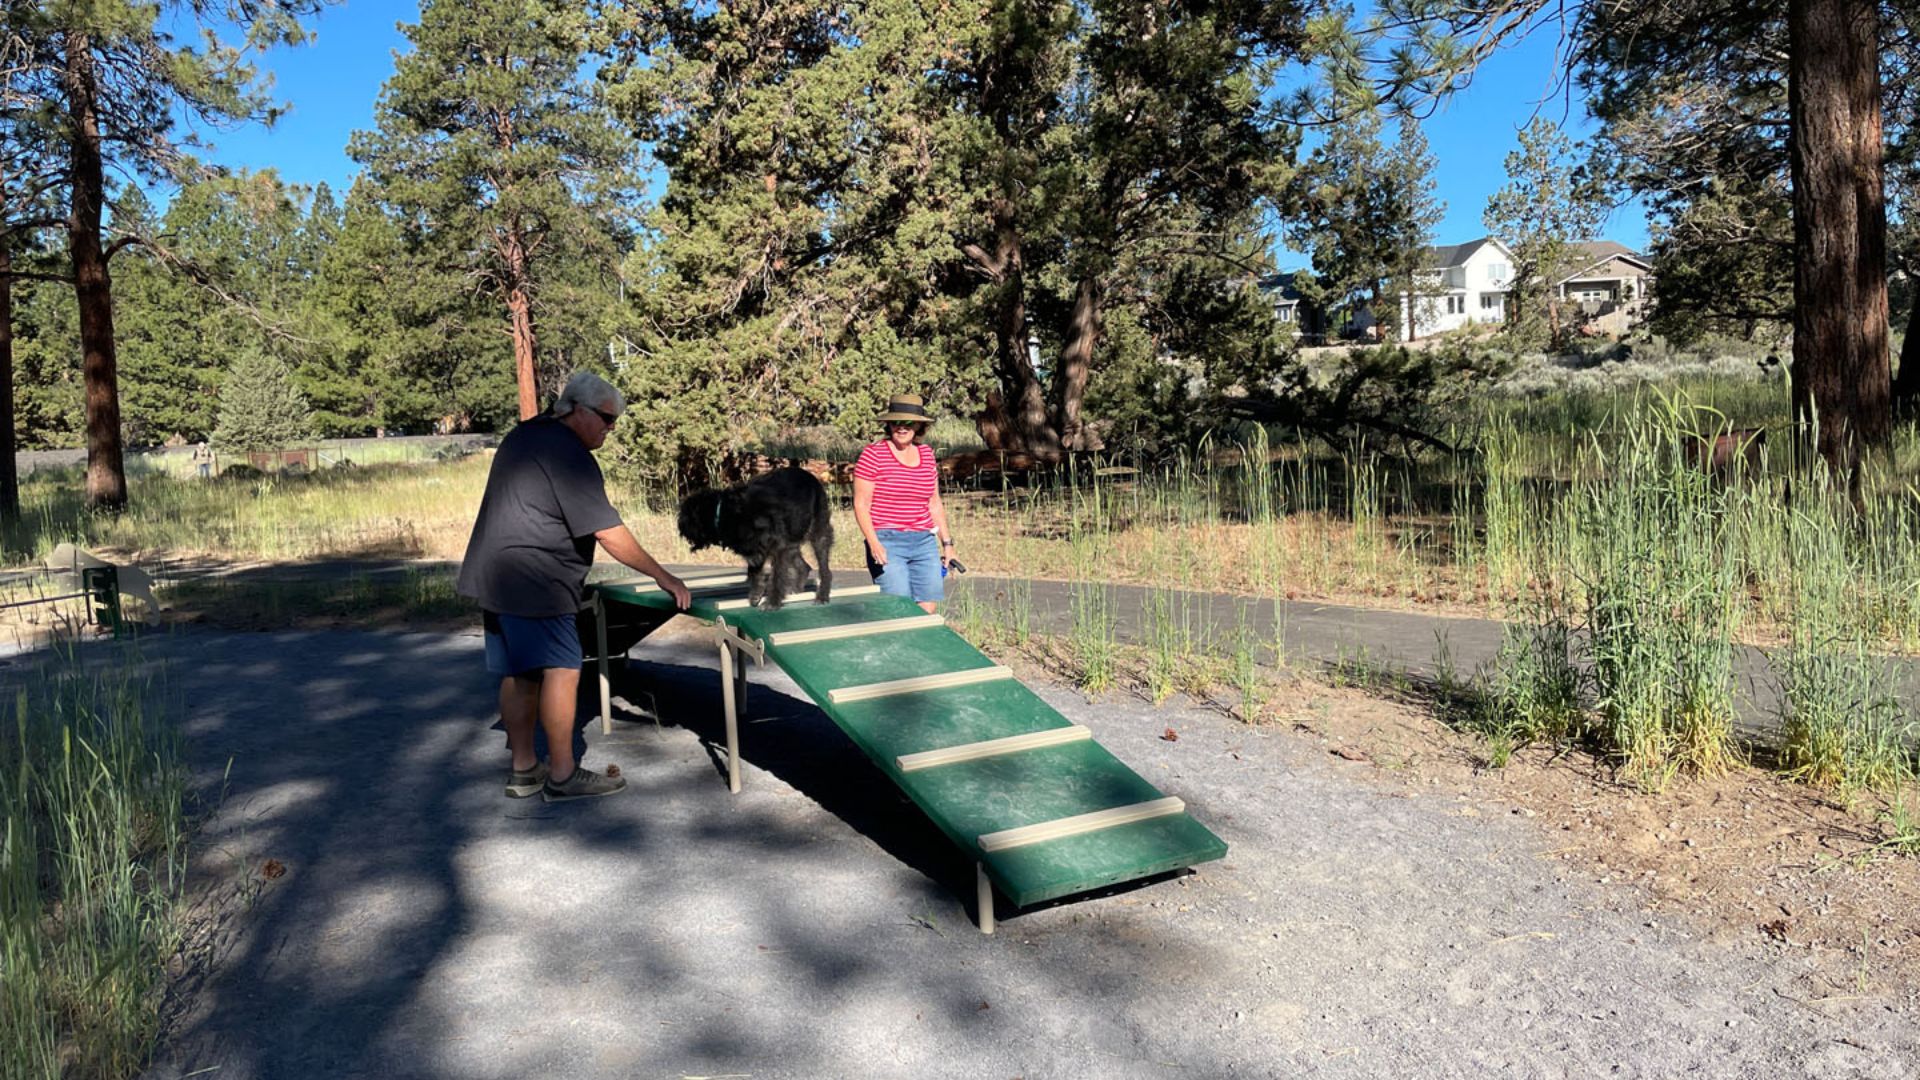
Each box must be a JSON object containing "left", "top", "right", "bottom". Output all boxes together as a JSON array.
[{"left": 1251, "top": 680, "right": 1920, "bottom": 999}]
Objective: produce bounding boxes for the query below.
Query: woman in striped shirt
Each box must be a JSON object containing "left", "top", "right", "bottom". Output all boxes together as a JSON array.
[{"left": 853, "top": 394, "right": 954, "bottom": 613}]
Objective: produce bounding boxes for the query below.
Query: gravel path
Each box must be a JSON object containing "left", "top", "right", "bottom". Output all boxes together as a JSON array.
[{"left": 77, "top": 623, "right": 1915, "bottom": 1079}]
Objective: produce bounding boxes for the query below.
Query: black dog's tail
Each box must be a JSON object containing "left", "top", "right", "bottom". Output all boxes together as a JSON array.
[{"left": 809, "top": 480, "right": 834, "bottom": 604}]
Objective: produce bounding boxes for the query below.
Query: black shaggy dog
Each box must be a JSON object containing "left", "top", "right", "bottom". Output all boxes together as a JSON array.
[{"left": 677, "top": 467, "right": 834, "bottom": 610}]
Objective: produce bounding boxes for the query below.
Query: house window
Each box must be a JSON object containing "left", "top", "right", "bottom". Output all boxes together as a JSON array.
[
  {"left": 1487, "top": 263, "right": 1510, "bottom": 284},
  {"left": 1277, "top": 306, "right": 1294, "bottom": 323},
  {"left": 1446, "top": 295, "right": 1464, "bottom": 315},
  {"left": 1480, "top": 294, "right": 1502, "bottom": 310}
]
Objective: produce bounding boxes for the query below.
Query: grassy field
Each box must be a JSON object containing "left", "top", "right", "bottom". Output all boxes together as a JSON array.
[{"left": 5, "top": 373, "right": 1917, "bottom": 794}]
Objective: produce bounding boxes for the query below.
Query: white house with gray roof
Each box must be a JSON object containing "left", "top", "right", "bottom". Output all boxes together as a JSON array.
[
  {"left": 1399, "top": 237, "right": 1655, "bottom": 340},
  {"left": 1398, "top": 237, "right": 1516, "bottom": 339}
]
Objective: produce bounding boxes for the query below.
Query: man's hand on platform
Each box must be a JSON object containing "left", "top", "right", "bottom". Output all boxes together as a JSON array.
[{"left": 656, "top": 571, "right": 692, "bottom": 610}]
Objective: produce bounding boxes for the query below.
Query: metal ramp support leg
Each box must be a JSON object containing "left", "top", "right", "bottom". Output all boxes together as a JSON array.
[
  {"left": 718, "top": 635, "right": 741, "bottom": 793},
  {"left": 713, "top": 620, "right": 764, "bottom": 795},
  {"left": 977, "top": 863, "right": 995, "bottom": 935},
  {"left": 595, "top": 593, "right": 613, "bottom": 735}
]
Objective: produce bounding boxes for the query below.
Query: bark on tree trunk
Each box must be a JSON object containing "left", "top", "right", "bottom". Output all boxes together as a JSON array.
[
  {"left": 503, "top": 226, "right": 539, "bottom": 421},
  {"left": 1053, "top": 275, "right": 1104, "bottom": 452},
  {"left": 508, "top": 279, "right": 538, "bottom": 421},
  {"left": 1787, "top": 0, "right": 1891, "bottom": 487},
  {"left": 972, "top": 196, "right": 1063, "bottom": 459},
  {"left": 0, "top": 243, "right": 18, "bottom": 526},
  {"left": 492, "top": 94, "right": 540, "bottom": 421},
  {"left": 64, "top": 36, "right": 126, "bottom": 512}
]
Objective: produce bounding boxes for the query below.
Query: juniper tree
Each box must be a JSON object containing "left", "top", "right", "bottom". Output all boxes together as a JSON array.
[
  {"left": 601, "top": 0, "right": 993, "bottom": 480},
  {"left": 1284, "top": 93, "right": 1445, "bottom": 341},
  {"left": 1484, "top": 118, "right": 1604, "bottom": 349},
  {"left": 605, "top": 0, "right": 1313, "bottom": 472}
]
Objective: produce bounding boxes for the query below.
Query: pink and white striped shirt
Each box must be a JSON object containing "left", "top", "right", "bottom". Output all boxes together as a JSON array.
[{"left": 854, "top": 442, "right": 937, "bottom": 531}]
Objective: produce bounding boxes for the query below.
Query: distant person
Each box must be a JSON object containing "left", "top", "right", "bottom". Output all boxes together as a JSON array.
[
  {"left": 853, "top": 393, "right": 954, "bottom": 615},
  {"left": 192, "top": 441, "right": 212, "bottom": 479},
  {"left": 456, "top": 371, "right": 691, "bottom": 802}
]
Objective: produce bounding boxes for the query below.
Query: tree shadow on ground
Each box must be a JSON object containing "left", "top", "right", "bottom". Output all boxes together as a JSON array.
[
  {"left": 601, "top": 650, "right": 1180, "bottom": 928},
  {"left": 78, "top": 625, "right": 1237, "bottom": 1080}
]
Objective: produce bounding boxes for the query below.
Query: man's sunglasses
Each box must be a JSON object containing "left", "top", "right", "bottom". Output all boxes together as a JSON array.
[{"left": 591, "top": 406, "right": 620, "bottom": 426}]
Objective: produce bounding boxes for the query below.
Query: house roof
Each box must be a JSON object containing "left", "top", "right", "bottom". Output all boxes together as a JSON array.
[
  {"left": 1551, "top": 241, "right": 1653, "bottom": 282},
  {"left": 1418, "top": 236, "right": 1651, "bottom": 280},
  {"left": 1257, "top": 271, "right": 1309, "bottom": 304},
  {"left": 1420, "top": 237, "right": 1511, "bottom": 269}
]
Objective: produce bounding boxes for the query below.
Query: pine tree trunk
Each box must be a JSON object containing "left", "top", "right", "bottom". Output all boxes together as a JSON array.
[
  {"left": 64, "top": 35, "right": 126, "bottom": 512},
  {"left": 508, "top": 278, "right": 537, "bottom": 421},
  {"left": 0, "top": 242, "right": 18, "bottom": 526},
  {"left": 492, "top": 91, "right": 540, "bottom": 422},
  {"left": 1787, "top": 0, "right": 1891, "bottom": 485},
  {"left": 503, "top": 226, "right": 539, "bottom": 421},
  {"left": 1053, "top": 275, "right": 1104, "bottom": 452}
]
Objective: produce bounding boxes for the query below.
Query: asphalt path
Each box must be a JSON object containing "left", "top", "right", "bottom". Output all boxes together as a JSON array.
[{"left": 154, "top": 556, "right": 1920, "bottom": 745}]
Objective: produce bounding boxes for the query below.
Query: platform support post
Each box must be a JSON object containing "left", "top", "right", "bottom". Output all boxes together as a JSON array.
[
  {"left": 595, "top": 593, "right": 613, "bottom": 735},
  {"left": 977, "top": 863, "right": 995, "bottom": 935},
  {"left": 718, "top": 637, "right": 742, "bottom": 793}
]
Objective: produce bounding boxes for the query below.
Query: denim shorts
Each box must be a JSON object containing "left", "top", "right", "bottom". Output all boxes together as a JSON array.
[
  {"left": 482, "top": 611, "right": 583, "bottom": 676},
  {"left": 867, "top": 529, "right": 944, "bottom": 603}
]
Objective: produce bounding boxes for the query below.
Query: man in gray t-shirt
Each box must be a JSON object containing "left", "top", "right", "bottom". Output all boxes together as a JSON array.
[{"left": 457, "top": 371, "right": 690, "bottom": 802}]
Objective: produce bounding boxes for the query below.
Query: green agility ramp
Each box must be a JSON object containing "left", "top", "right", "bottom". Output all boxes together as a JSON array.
[{"left": 587, "top": 571, "right": 1228, "bottom": 933}]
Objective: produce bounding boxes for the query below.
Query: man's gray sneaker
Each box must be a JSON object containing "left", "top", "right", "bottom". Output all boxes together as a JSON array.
[
  {"left": 542, "top": 766, "right": 627, "bottom": 802},
  {"left": 506, "top": 761, "right": 549, "bottom": 798}
]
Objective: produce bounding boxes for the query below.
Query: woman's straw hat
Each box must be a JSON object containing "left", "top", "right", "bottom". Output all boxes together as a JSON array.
[{"left": 877, "top": 393, "right": 934, "bottom": 424}]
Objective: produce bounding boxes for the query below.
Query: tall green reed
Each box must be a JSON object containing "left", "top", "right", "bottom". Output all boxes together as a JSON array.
[
  {"left": 1573, "top": 399, "right": 1742, "bottom": 787},
  {"left": 1, "top": 646, "right": 188, "bottom": 1079},
  {"left": 1775, "top": 469, "right": 1915, "bottom": 791}
]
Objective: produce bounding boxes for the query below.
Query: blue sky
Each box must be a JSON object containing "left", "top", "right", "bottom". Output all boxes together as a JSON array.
[{"left": 183, "top": 2, "right": 1649, "bottom": 255}]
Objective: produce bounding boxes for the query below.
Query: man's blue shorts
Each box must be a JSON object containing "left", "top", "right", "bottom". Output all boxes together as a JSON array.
[
  {"left": 482, "top": 611, "right": 583, "bottom": 677},
  {"left": 868, "top": 528, "right": 944, "bottom": 603}
]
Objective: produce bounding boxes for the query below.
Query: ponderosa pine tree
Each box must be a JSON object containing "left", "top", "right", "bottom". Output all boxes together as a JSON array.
[
  {"left": 0, "top": 7, "right": 68, "bottom": 522},
  {"left": 352, "top": 0, "right": 633, "bottom": 422},
  {"left": 4, "top": 1, "right": 321, "bottom": 510}
]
